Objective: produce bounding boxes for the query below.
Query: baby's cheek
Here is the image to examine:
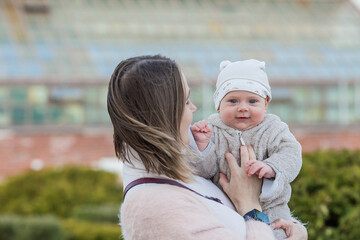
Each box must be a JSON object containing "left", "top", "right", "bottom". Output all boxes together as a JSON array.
[
  {"left": 220, "top": 111, "right": 234, "bottom": 125},
  {"left": 251, "top": 112, "right": 265, "bottom": 125}
]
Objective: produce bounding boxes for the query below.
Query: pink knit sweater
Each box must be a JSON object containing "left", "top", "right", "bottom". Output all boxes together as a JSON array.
[{"left": 120, "top": 183, "right": 275, "bottom": 240}]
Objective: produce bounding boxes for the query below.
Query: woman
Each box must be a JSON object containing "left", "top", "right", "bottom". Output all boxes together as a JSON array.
[{"left": 107, "top": 55, "right": 307, "bottom": 239}]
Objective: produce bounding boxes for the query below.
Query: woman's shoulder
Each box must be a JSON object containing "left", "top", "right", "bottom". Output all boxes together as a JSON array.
[
  {"left": 121, "top": 184, "right": 212, "bottom": 226},
  {"left": 120, "top": 184, "right": 216, "bottom": 239},
  {"left": 123, "top": 183, "right": 206, "bottom": 210},
  {"left": 120, "top": 183, "right": 274, "bottom": 240}
]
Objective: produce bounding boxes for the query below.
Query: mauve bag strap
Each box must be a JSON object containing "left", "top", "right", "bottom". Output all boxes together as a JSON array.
[{"left": 123, "top": 177, "right": 223, "bottom": 204}]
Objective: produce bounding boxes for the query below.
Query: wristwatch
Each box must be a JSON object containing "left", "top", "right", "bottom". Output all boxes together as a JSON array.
[{"left": 243, "top": 209, "right": 270, "bottom": 225}]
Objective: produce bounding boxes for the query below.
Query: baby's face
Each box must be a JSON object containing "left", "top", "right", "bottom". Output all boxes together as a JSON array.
[{"left": 218, "top": 91, "right": 269, "bottom": 131}]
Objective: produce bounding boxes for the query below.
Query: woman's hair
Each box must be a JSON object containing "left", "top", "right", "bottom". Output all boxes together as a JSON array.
[{"left": 107, "top": 55, "right": 192, "bottom": 181}]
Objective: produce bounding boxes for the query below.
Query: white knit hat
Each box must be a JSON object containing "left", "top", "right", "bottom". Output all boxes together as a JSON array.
[{"left": 213, "top": 59, "right": 272, "bottom": 110}]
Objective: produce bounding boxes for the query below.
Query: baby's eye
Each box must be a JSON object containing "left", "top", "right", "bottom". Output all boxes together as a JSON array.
[
  {"left": 229, "top": 99, "right": 237, "bottom": 104},
  {"left": 249, "top": 99, "right": 257, "bottom": 104}
]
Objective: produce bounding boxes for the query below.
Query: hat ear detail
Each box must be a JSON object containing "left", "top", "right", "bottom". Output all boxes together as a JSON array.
[
  {"left": 260, "top": 61, "right": 266, "bottom": 71},
  {"left": 220, "top": 60, "right": 231, "bottom": 71}
]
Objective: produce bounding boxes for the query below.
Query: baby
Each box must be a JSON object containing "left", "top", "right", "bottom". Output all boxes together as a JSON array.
[{"left": 190, "top": 59, "right": 302, "bottom": 239}]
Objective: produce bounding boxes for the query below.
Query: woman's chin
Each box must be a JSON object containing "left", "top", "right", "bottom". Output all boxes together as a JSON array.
[{"left": 181, "top": 135, "right": 190, "bottom": 145}]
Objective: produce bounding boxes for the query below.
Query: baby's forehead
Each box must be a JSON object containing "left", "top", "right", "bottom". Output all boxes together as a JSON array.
[{"left": 224, "top": 90, "right": 263, "bottom": 98}]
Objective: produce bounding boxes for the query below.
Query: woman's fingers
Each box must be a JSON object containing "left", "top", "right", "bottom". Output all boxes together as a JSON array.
[
  {"left": 221, "top": 148, "right": 263, "bottom": 215},
  {"left": 218, "top": 173, "right": 229, "bottom": 191},
  {"left": 225, "top": 152, "right": 241, "bottom": 175},
  {"left": 240, "top": 145, "right": 256, "bottom": 167},
  {"left": 240, "top": 145, "right": 250, "bottom": 167},
  {"left": 247, "top": 145, "right": 256, "bottom": 161}
]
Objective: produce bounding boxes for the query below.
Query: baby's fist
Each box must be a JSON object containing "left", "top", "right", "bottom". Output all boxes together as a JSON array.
[
  {"left": 246, "top": 160, "right": 276, "bottom": 179},
  {"left": 190, "top": 120, "right": 212, "bottom": 151}
]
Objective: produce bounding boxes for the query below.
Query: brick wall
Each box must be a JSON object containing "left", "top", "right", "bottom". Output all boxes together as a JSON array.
[
  {"left": 294, "top": 131, "right": 360, "bottom": 153},
  {"left": 0, "top": 131, "right": 117, "bottom": 181},
  {"left": 1, "top": 130, "right": 359, "bottom": 181}
]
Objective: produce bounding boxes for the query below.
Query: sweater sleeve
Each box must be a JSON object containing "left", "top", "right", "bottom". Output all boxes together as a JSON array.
[
  {"left": 263, "top": 122, "right": 302, "bottom": 183},
  {"left": 188, "top": 128, "right": 219, "bottom": 179},
  {"left": 261, "top": 121, "right": 302, "bottom": 201},
  {"left": 196, "top": 142, "right": 220, "bottom": 179},
  {"left": 120, "top": 184, "right": 275, "bottom": 240}
]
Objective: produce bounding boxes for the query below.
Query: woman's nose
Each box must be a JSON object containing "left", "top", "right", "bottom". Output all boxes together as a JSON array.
[{"left": 191, "top": 102, "right": 197, "bottom": 112}]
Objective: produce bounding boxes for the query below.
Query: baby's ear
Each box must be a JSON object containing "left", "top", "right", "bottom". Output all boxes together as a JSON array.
[
  {"left": 266, "top": 96, "right": 270, "bottom": 103},
  {"left": 264, "top": 97, "right": 270, "bottom": 110}
]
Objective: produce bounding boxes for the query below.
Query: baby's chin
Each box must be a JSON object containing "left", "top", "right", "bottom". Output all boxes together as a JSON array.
[{"left": 235, "top": 124, "right": 256, "bottom": 131}]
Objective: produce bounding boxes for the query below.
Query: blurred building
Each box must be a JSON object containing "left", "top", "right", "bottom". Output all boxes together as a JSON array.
[{"left": 0, "top": 0, "right": 360, "bottom": 180}]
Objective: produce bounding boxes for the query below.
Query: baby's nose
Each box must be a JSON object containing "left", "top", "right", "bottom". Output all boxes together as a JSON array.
[{"left": 237, "top": 103, "right": 248, "bottom": 112}]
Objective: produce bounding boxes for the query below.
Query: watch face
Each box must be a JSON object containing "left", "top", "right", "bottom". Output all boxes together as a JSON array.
[
  {"left": 255, "top": 210, "right": 270, "bottom": 225},
  {"left": 244, "top": 209, "right": 270, "bottom": 225}
]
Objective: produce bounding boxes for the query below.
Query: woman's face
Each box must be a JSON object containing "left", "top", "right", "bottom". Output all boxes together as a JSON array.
[{"left": 180, "top": 75, "right": 197, "bottom": 144}]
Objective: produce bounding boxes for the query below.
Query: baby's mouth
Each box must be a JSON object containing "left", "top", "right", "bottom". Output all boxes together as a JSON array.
[{"left": 236, "top": 117, "right": 249, "bottom": 120}]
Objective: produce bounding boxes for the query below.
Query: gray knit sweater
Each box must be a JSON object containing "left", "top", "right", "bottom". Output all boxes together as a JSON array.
[{"left": 190, "top": 113, "right": 302, "bottom": 227}]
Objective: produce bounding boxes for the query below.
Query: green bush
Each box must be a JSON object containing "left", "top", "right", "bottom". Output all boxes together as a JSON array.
[
  {"left": 290, "top": 150, "right": 360, "bottom": 240},
  {"left": 0, "top": 215, "right": 16, "bottom": 240},
  {"left": 2, "top": 150, "right": 358, "bottom": 239},
  {"left": 71, "top": 203, "right": 120, "bottom": 223},
  {"left": 0, "top": 167, "right": 123, "bottom": 218},
  {"left": 62, "top": 219, "right": 122, "bottom": 240},
  {"left": 0, "top": 215, "right": 63, "bottom": 240},
  {"left": 0, "top": 215, "right": 122, "bottom": 240}
]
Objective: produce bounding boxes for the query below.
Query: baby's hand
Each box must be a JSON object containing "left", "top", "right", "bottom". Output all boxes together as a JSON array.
[
  {"left": 245, "top": 160, "right": 275, "bottom": 179},
  {"left": 190, "top": 120, "right": 212, "bottom": 151}
]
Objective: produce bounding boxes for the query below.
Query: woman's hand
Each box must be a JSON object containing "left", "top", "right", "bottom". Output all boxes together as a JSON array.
[
  {"left": 219, "top": 145, "right": 262, "bottom": 215},
  {"left": 271, "top": 219, "right": 308, "bottom": 240}
]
